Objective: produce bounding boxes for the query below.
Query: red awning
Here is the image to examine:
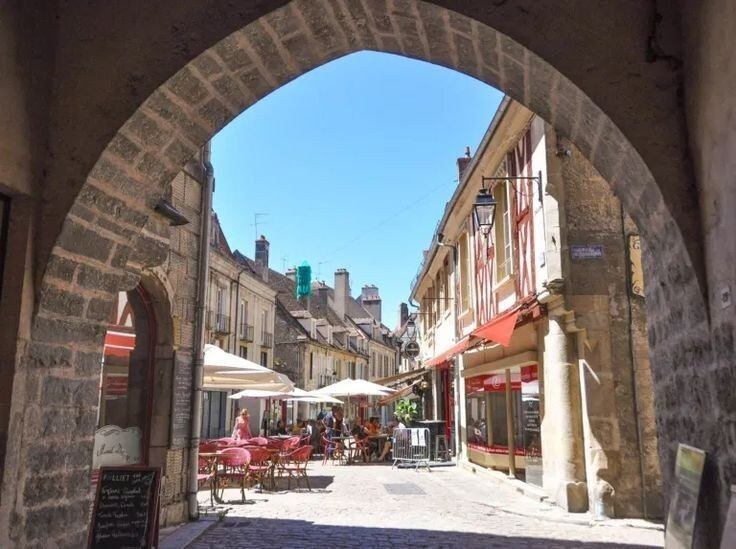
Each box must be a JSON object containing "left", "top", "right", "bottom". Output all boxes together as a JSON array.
[
  {"left": 425, "top": 336, "right": 475, "bottom": 368},
  {"left": 377, "top": 383, "right": 418, "bottom": 406},
  {"left": 471, "top": 308, "right": 521, "bottom": 347}
]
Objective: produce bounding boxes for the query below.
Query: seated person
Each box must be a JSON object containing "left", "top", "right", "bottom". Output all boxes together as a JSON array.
[
  {"left": 364, "top": 417, "right": 379, "bottom": 436},
  {"left": 275, "top": 420, "right": 288, "bottom": 436}
]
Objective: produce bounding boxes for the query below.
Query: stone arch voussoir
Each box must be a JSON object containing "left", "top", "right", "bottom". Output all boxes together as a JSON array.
[{"left": 6, "top": 0, "right": 711, "bottom": 545}]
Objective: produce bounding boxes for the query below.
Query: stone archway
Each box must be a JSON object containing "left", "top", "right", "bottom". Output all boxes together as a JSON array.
[{"left": 0, "top": 1, "right": 719, "bottom": 546}]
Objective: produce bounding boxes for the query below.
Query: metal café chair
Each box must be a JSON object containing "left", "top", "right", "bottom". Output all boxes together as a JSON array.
[
  {"left": 216, "top": 447, "right": 251, "bottom": 503},
  {"left": 245, "top": 447, "right": 273, "bottom": 492},
  {"left": 278, "top": 445, "right": 313, "bottom": 491}
]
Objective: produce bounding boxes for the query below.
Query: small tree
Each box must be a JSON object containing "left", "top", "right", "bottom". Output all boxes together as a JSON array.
[{"left": 394, "top": 398, "right": 419, "bottom": 425}]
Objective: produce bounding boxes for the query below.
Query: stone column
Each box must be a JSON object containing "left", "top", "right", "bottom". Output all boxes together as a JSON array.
[{"left": 542, "top": 304, "right": 588, "bottom": 512}]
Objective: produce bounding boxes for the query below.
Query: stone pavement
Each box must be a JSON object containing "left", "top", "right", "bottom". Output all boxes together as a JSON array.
[{"left": 180, "top": 461, "right": 664, "bottom": 548}]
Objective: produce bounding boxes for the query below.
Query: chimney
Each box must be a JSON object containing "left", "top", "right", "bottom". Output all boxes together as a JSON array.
[
  {"left": 457, "top": 146, "right": 471, "bottom": 181},
  {"left": 285, "top": 268, "right": 296, "bottom": 282},
  {"left": 255, "top": 235, "right": 269, "bottom": 282},
  {"left": 398, "top": 302, "right": 409, "bottom": 329},
  {"left": 334, "top": 269, "right": 350, "bottom": 320},
  {"left": 360, "top": 284, "right": 382, "bottom": 323}
]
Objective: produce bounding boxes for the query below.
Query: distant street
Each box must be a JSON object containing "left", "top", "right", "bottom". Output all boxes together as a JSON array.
[{"left": 178, "top": 462, "right": 664, "bottom": 548}]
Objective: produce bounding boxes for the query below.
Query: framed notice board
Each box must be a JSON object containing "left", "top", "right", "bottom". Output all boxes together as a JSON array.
[
  {"left": 665, "top": 444, "right": 705, "bottom": 549},
  {"left": 88, "top": 466, "right": 161, "bottom": 549}
]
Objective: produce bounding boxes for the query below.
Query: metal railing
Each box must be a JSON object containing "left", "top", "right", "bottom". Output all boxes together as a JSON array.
[
  {"left": 209, "top": 312, "right": 230, "bottom": 334},
  {"left": 391, "top": 428, "right": 431, "bottom": 471},
  {"left": 239, "top": 323, "right": 254, "bottom": 342},
  {"left": 260, "top": 331, "right": 273, "bottom": 348}
]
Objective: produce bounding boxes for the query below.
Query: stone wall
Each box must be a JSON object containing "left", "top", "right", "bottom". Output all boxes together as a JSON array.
[
  {"left": 0, "top": 1, "right": 733, "bottom": 546},
  {"left": 552, "top": 132, "right": 662, "bottom": 518}
]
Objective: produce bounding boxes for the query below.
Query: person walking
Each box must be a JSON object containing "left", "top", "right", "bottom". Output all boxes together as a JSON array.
[{"left": 232, "top": 408, "right": 253, "bottom": 441}]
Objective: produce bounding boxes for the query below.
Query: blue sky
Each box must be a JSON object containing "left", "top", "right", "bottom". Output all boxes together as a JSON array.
[{"left": 212, "top": 51, "right": 502, "bottom": 329}]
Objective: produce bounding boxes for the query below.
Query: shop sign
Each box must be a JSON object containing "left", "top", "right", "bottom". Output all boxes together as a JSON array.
[
  {"left": 105, "top": 374, "right": 128, "bottom": 397},
  {"left": 571, "top": 244, "right": 604, "bottom": 260},
  {"left": 404, "top": 341, "right": 420, "bottom": 358},
  {"left": 628, "top": 235, "right": 645, "bottom": 297},
  {"left": 665, "top": 443, "right": 706, "bottom": 549},
  {"left": 92, "top": 425, "right": 143, "bottom": 469},
  {"left": 521, "top": 365, "right": 542, "bottom": 487},
  {"left": 466, "top": 368, "right": 539, "bottom": 395}
]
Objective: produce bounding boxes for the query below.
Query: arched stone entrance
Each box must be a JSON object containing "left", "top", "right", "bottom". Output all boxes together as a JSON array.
[{"left": 0, "top": 1, "right": 725, "bottom": 546}]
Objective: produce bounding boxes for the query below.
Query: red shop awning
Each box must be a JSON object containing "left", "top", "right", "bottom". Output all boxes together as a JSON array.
[
  {"left": 425, "top": 336, "right": 475, "bottom": 368},
  {"left": 471, "top": 308, "right": 521, "bottom": 348}
]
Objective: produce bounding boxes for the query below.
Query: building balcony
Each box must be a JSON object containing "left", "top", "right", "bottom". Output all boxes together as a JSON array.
[
  {"left": 208, "top": 312, "right": 231, "bottom": 335},
  {"left": 260, "top": 331, "right": 273, "bottom": 348},
  {"left": 239, "top": 323, "right": 254, "bottom": 342}
]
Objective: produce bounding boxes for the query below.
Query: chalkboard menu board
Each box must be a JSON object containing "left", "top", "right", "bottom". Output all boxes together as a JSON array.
[{"left": 88, "top": 467, "right": 160, "bottom": 549}]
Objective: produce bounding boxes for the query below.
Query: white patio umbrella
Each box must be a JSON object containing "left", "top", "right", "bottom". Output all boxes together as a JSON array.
[
  {"left": 312, "top": 378, "right": 395, "bottom": 420},
  {"left": 202, "top": 344, "right": 292, "bottom": 390},
  {"left": 204, "top": 371, "right": 294, "bottom": 392},
  {"left": 203, "top": 344, "right": 274, "bottom": 376},
  {"left": 312, "top": 378, "right": 396, "bottom": 397},
  {"left": 227, "top": 387, "right": 342, "bottom": 403}
]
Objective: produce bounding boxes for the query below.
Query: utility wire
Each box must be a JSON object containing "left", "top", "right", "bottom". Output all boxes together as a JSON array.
[{"left": 318, "top": 179, "right": 454, "bottom": 263}]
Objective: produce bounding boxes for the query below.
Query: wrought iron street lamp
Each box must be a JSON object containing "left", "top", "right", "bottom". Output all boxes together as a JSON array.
[
  {"left": 405, "top": 316, "right": 417, "bottom": 341},
  {"left": 473, "top": 180, "right": 497, "bottom": 233}
]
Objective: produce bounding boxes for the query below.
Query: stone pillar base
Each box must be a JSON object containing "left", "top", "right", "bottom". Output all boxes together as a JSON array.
[{"left": 556, "top": 480, "right": 589, "bottom": 513}]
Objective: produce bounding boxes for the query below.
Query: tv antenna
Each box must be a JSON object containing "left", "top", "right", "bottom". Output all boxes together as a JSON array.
[
  {"left": 316, "top": 261, "right": 330, "bottom": 281},
  {"left": 250, "top": 213, "right": 268, "bottom": 240}
]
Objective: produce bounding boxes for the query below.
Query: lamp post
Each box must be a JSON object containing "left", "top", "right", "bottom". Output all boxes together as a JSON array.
[
  {"left": 473, "top": 179, "right": 498, "bottom": 233},
  {"left": 405, "top": 316, "right": 417, "bottom": 341}
]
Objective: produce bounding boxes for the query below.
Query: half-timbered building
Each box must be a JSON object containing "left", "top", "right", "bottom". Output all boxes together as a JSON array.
[{"left": 411, "top": 98, "right": 662, "bottom": 519}]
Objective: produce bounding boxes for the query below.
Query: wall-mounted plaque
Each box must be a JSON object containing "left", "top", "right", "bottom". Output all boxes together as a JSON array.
[
  {"left": 665, "top": 444, "right": 706, "bottom": 549},
  {"left": 570, "top": 244, "right": 604, "bottom": 260}
]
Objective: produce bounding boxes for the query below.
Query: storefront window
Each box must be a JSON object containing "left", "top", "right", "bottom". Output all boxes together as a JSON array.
[
  {"left": 465, "top": 366, "right": 533, "bottom": 453},
  {"left": 93, "top": 288, "right": 154, "bottom": 469}
]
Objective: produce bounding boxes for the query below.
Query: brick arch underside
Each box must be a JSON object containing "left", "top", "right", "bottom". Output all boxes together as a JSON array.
[{"left": 2, "top": 0, "right": 714, "bottom": 546}]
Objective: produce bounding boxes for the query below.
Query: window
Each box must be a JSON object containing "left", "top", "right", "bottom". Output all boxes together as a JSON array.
[
  {"left": 239, "top": 300, "right": 248, "bottom": 336},
  {"left": 201, "top": 391, "right": 228, "bottom": 439},
  {"left": 239, "top": 346, "right": 247, "bottom": 359},
  {"left": 465, "top": 369, "right": 526, "bottom": 452},
  {"left": 261, "top": 310, "right": 268, "bottom": 336},
  {"left": 441, "top": 260, "right": 450, "bottom": 312},
  {"left": 309, "top": 352, "right": 314, "bottom": 380},
  {"left": 426, "top": 285, "right": 436, "bottom": 327},
  {"left": 371, "top": 352, "right": 376, "bottom": 378},
  {"left": 216, "top": 287, "right": 226, "bottom": 315},
  {"left": 458, "top": 232, "right": 471, "bottom": 312},
  {"left": 260, "top": 351, "right": 268, "bottom": 367},
  {"left": 95, "top": 287, "right": 154, "bottom": 469},
  {"left": 494, "top": 181, "right": 513, "bottom": 280}
]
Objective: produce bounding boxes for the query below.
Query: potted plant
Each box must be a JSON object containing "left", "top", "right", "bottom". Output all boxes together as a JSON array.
[{"left": 394, "top": 398, "right": 419, "bottom": 426}]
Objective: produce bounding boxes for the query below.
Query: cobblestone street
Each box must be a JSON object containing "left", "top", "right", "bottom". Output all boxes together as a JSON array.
[{"left": 179, "top": 462, "right": 664, "bottom": 548}]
